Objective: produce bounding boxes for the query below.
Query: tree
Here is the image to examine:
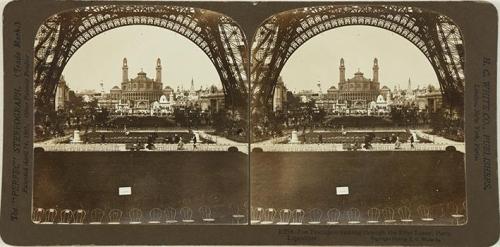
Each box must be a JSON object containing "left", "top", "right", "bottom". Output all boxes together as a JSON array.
[
  {"left": 427, "top": 84, "right": 437, "bottom": 93},
  {"left": 286, "top": 91, "right": 300, "bottom": 109},
  {"left": 313, "top": 108, "right": 327, "bottom": 128},
  {"left": 173, "top": 108, "right": 187, "bottom": 127},
  {"left": 212, "top": 110, "right": 228, "bottom": 133},
  {"left": 95, "top": 108, "right": 110, "bottom": 127}
]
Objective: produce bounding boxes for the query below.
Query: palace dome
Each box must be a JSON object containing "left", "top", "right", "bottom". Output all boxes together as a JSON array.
[
  {"left": 349, "top": 71, "right": 369, "bottom": 82},
  {"left": 132, "top": 71, "right": 151, "bottom": 81}
]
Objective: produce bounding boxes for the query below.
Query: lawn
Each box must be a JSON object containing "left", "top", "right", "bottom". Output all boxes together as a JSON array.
[
  {"left": 34, "top": 151, "right": 248, "bottom": 224},
  {"left": 251, "top": 151, "right": 465, "bottom": 224}
]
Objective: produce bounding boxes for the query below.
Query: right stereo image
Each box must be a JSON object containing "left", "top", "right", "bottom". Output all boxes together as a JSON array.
[{"left": 249, "top": 4, "right": 466, "bottom": 226}]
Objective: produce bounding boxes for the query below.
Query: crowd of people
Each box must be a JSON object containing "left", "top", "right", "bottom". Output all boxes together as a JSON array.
[
  {"left": 92, "top": 130, "right": 200, "bottom": 151},
  {"left": 311, "top": 130, "right": 416, "bottom": 151}
]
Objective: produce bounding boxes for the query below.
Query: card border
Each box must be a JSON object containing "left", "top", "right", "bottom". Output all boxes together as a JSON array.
[{"left": 1, "top": 1, "right": 498, "bottom": 245}]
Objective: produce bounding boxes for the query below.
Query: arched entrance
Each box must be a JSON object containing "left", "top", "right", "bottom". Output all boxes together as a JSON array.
[
  {"left": 251, "top": 5, "right": 464, "bottom": 114},
  {"left": 34, "top": 4, "right": 248, "bottom": 122}
]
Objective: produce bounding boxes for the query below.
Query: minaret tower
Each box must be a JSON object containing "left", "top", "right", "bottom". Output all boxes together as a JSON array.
[
  {"left": 122, "top": 58, "right": 128, "bottom": 83},
  {"left": 408, "top": 77, "right": 412, "bottom": 95},
  {"left": 339, "top": 58, "right": 346, "bottom": 83},
  {"left": 156, "top": 58, "right": 162, "bottom": 83},
  {"left": 372, "top": 58, "right": 379, "bottom": 83}
]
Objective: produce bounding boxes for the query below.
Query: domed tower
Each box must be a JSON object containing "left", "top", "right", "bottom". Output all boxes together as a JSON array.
[
  {"left": 273, "top": 76, "right": 287, "bottom": 112},
  {"left": 55, "top": 75, "right": 69, "bottom": 110}
]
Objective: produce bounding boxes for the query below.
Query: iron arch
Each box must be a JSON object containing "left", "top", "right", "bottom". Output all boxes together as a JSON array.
[
  {"left": 34, "top": 4, "right": 248, "bottom": 119},
  {"left": 251, "top": 5, "right": 464, "bottom": 114}
]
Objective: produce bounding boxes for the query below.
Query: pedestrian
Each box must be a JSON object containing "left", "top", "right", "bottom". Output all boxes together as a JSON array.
[
  {"left": 363, "top": 134, "right": 372, "bottom": 149},
  {"left": 410, "top": 134, "right": 415, "bottom": 149},
  {"left": 193, "top": 134, "right": 197, "bottom": 149},
  {"left": 146, "top": 142, "right": 155, "bottom": 150},
  {"left": 177, "top": 137, "right": 184, "bottom": 150},
  {"left": 391, "top": 133, "right": 396, "bottom": 143},
  {"left": 318, "top": 134, "right": 323, "bottom": 143},
  {"left": 395, "top": 136, "right": 401, "bottom": 149},
  {"left": 353, "top": 141, "right": 360, "bottom": 151}
]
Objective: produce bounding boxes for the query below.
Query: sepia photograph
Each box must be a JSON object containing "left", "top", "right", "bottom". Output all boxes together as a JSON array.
[
  {"left": 1, "top": 0, "right": 498, "bottom": 245},
  {"left": 250, "top": 5, "right": 466, "bottom": 225},
  {"left": 32, "top": 5, "right": 249, "bottom": 225}
]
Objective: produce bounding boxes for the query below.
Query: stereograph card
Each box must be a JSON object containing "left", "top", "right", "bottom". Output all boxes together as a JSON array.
[{"left": 0, "top": 0, "right": 498, "bottom": 245}]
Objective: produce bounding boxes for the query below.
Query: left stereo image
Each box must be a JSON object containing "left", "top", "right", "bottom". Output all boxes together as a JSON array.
[{"left": 32, "top": 5, "right": 249, "bottom": 225}]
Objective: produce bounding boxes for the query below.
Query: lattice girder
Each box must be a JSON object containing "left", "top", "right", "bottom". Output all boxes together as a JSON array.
[
  {"left": 34, "top": 5, "right": 248, "bottom": 115},
  {"left": 251, "top": 5, "right": 465, "bottom": 113}
]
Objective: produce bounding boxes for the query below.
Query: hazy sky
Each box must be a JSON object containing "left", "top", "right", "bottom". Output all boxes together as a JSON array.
[
  {"left": 280, "top": 25, "right": 439, "bottom": 92},
  {"left": 63, "top": 25, "right": 439, "bottom": 94},
  {"left": 63, "top": 25, "right": 221, "bottom": 93}
]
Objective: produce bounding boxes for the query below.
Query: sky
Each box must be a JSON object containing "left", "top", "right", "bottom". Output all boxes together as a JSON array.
[
  {"left": 62, "top": 25, "right": 221, "bottom": 93},
  {"left": 280, "top": 25, "right": 439, "bottom": 92},
  {"left": 62, "top": 24, "right": 439, "bottom": 94}
]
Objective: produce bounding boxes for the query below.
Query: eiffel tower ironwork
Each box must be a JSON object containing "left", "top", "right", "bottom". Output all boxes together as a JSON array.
[
  {"left": 251, "top": 5, "right": 464, "bottom": 114},
  {"left": 34, "top": 5, "right": 249, "bottom": 118}
]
